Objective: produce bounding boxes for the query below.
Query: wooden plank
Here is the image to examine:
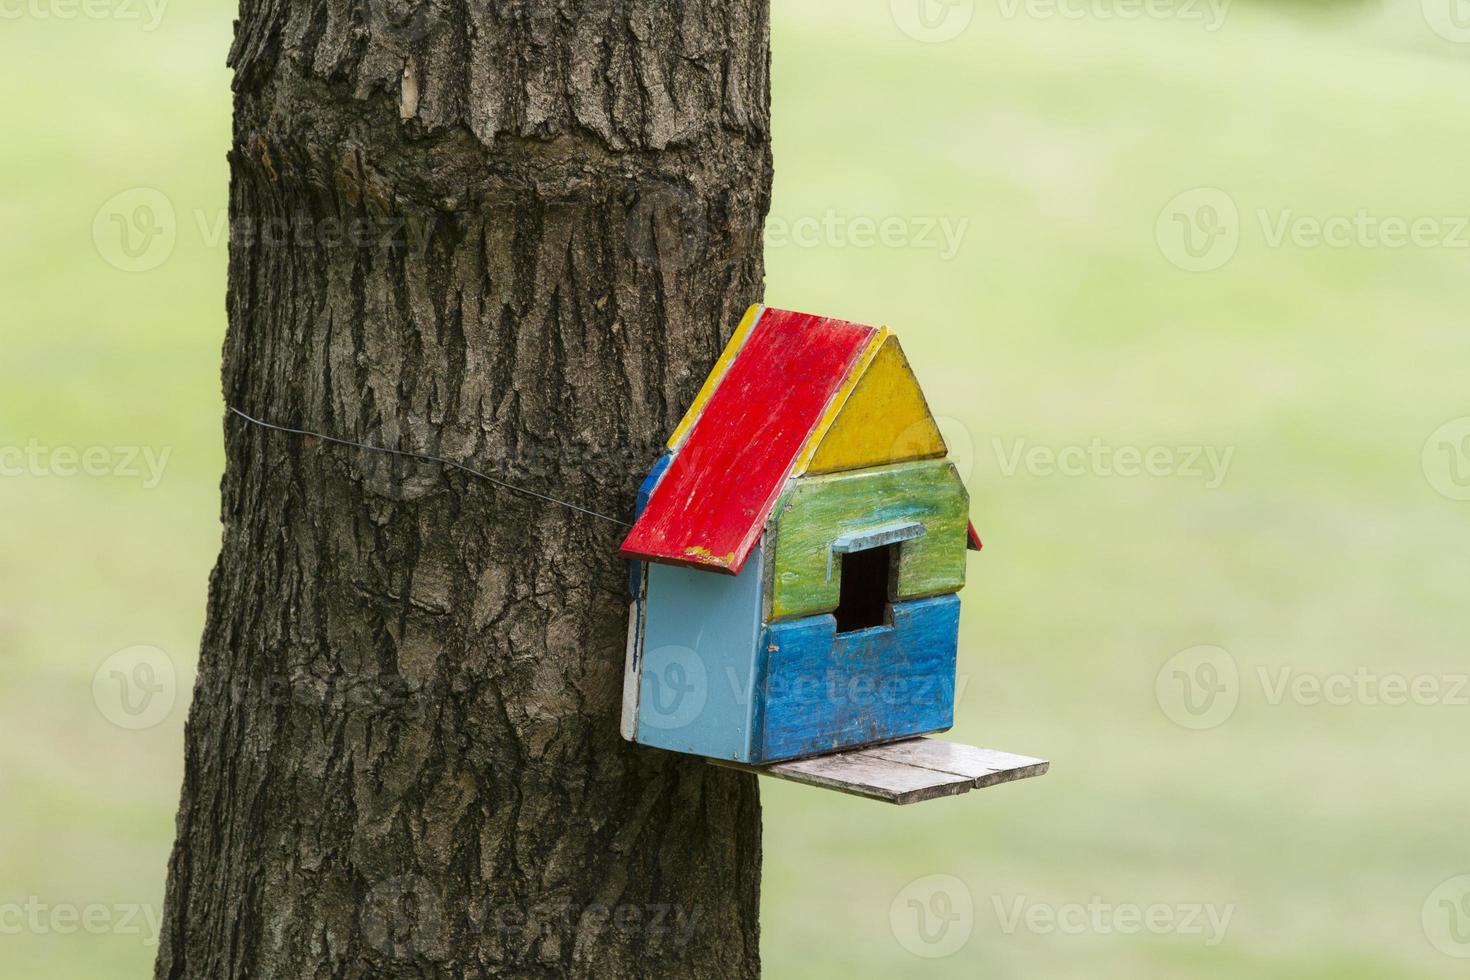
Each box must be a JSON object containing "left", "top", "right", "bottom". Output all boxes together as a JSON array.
[
  {"left": 665, "top": 304, "right": 764, "bottom": 452},
  {"left": 717, "top": 749, "right": 975, "bottom": 804},
  {"left": 828, "top": 521, "right": 926, "bottom": 580},
  {"left": 831, "top": 520, "right": 928, "bottom": 555},
  {"left": 802, "top": 334, "right": 948, "bottom": 475},
  {"left": 619, "top": 595, "right": 644, "bottom": 741},
  {"left": 713, "top": 737, "right": 1050, "bottom": 805},
  {"left": 767, "top": 459, "right": 969, "bottom": 621},
  {"left": 865, "top": 739, "right": 1050, "bottom": 787},
  {"left": 751, "top": 594, "right": 959, "bottom": 763},
  {"left": 621, "top": 308, "right": 880, "bottom": 575}
]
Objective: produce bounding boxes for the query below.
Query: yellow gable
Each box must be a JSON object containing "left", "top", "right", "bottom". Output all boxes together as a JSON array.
[{"left": 799, "top": 334, "right": 947, "bottom": 475}]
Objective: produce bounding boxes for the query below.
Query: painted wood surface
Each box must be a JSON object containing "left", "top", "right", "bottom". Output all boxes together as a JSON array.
[
  {"left": 790, "top": 325, "right": 889, "bottom": 473},
  {"left": 802, "top": 335, "right": 947, "bottom": 475},
  {"left": 713, "top": 737, "right": 1050, "bottom": 804},
  {"left": 634, "top": 541, "right": 765, "bottom": 760},
  {"left": 665, "top": 304, "right": 764, "bottom": 452},
  {"left": 828, "top": 520, "right": 925, "bottom": 581},
  {"left": 750, "top": 593, "right": 959, "bottom": 763},
  {"left": 767, "top": 459, "right": 969, "bottom": 621},
  {"left": 627, "top": 451, "right": 674, "bottom": 597},
  {"left": 621, "top": 308, "right": 879, "bottom": 575},
  {"left": 831, "top": 520, "right": 927, "bottom": 556},
  {"left": 636, "top": 451, "right": 674, "bottom": 513}
]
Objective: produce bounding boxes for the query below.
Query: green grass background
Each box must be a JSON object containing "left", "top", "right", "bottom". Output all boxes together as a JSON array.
[{"left": 3, "top": 0, "right": 1469, "bottom": 976}]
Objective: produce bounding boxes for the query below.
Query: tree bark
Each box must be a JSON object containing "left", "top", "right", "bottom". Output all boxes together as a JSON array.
[{"left": 156, "top": 3, "right": 771, "bottom": 977}]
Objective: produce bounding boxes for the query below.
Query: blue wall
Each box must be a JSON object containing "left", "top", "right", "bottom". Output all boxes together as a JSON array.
[
  {"left": 635, "top": 541, "right": 765, "bottom": 760},
  {"left": 630, "top": 542, "right": 962, "bottom": 764},
  {"left": 750, "top": 593, "right": 959, "bottom": 763}
]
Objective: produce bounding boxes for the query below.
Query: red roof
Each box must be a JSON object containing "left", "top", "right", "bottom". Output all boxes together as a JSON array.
[{"left": 620, "top": 308, "right": 879, "bottom": 574}]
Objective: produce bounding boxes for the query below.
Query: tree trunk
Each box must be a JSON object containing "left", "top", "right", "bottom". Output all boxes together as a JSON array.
[{"left": 155, "top": 3, "right": 771, "bottom": 977}]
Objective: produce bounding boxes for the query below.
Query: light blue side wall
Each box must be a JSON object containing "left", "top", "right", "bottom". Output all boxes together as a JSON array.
[
  {"left": 750, "top": 593, "right": 959, "bottom": 763},
  {"left": 634, "top": 541, "right": 764, "bottom": 760}
]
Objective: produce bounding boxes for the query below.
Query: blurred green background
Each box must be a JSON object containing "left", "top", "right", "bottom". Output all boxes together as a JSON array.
[{"left": 4, "top": 0, "right": 1469, "bottom": 976}]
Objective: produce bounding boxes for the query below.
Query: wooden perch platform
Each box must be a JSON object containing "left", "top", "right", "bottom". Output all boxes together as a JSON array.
[{"left": 712, "top": 737, "right": 1049, "bottom": 805}]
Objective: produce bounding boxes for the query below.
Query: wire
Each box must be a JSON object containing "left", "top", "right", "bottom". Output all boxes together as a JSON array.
[{"left": 226, "top": 405, "right": 633, "bottom": 528}]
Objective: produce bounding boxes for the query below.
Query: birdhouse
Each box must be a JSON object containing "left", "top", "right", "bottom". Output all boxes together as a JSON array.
[{"left": 619, "top": 306, "right": 1047, "bottom": 803}]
